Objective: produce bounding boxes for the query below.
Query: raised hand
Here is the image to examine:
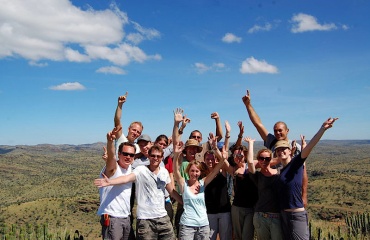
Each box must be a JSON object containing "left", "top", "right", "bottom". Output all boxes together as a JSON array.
[
  {"left": 300, "top": 135, "right": 307, "bottom": 149},
  {"left": 102, "top": 146, "right": 108, "bottom": 162},
  {"left": 243, "top": 136, "right": 255, "bottom": 144},
  {"left": 322, "top": 117, "right": 339, "bottom": 130},
  {"left": 118, "top": 92, "right": 128, "bottom": 104},
  {"left": 208, "top": 132, "right": 217, "bottom": 150},
  {"left": 225, "top": 120, "right": 231, "bottom": 133},
  {"left": 237, "top": 121, "right": 244, "bottom": 135},
  {"left": 173, "top": 141, "right": 185, "bottom": 154},
  {"left": 221, "top": 145, "right": 229, "bottom": 160},
  {"left": 210, "top": 112, "right": 219, "bottom": 119},
  {"left": 173, "top": 108, "right": 185, "bottom": 124},
  {"left": 241, "top": 89, "right": 251, "bottom": 106},
  {"left": 182, "top": 115, "right": 191, "bottom": 128},
  {"left": 107, "top": 126, "right": 122, "bottom": 141}
]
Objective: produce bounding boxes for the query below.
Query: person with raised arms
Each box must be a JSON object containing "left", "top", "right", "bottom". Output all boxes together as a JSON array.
[
  {"left": 96, "top": 127, "right": 136, "bottom": 240},
  {"left": 173, "top": 133, "right": 228, "bottom": 240},
  {"left": 274, "top": 117, "right": 338, "bottom": 239},
  {"left": 242, "top": 89, "right": 308, "bottom": 208},
  {"left": 95, "top": 145, "right": 183, "bottom": 240},
  {"left": 114, "top": 92, "right": 143, "bottom": 156}
]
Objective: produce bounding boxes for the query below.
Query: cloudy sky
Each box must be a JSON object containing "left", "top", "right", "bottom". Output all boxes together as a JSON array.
[{"left": 1, "top": 0, "right": 369, "bottom": 145}]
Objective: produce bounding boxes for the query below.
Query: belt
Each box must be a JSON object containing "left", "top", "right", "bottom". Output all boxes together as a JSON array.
[
  {"left": 103, "top": 215, "right": 129, "bottom": 219},
  {"left": 284, "top": 208, "right": 305, "bottom": 212},
  {"left": 258, "top": 212, "right": 280, "bottom": 219}
]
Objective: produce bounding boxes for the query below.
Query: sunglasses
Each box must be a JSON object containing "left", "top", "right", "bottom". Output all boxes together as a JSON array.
[
  {"left": 258, "top": 156, "right": 272, "bottom": 162},
  {"left": 121, "top": 152, "right": 135, "bottom": 157},
  {"left": 150, "top": 154, "right": 163, "bottom": 159},
  {"left": 190, "top": 135, "right": 202, "bottom": 139},
  {"left": 234, "top": 154, "right": 244, "bottom": 158}
]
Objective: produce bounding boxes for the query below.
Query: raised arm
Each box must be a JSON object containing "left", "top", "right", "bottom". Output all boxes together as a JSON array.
[
  {"left": 101, "top": 146, "right": 108, "bottom": 162},
  {"left": 235, "top": 121, "right": 244, "bottom": 147},
  {"left": 114, "top": 92, "right": 128, "bottom": 139},
  {"left": 104, "top": 127, "right": 122, "bottom": 178},
  {"left": 301, "top": 118, "right": 338, "bottom": 159},
  {"left": 224, "top": 120, "right": 231, "bottom": 151},
  {"left": 211, "top": 112, "right": 223, "bottom": 142},
  {"left": 244, "top": 137, "right": 256, "bottom": 174},
  {"left": 242, "top": 89, "right": 269, "bottom": 141},
  {"left": 172, "top": 108, "right": 190, "bottom": 146},
  {"left": 204, "top": 133, "right": 227, "bottom": 186},
  {"left": 173, "top": 141, "right": 185, "bottom": 193},
  {"left": 300, "top": 134, "right": 308, "bottom": 208}
]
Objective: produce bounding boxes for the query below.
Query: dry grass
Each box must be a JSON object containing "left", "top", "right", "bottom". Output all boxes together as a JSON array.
[{"left": 1, "top": 140, "right": 369, "bottom": 239}]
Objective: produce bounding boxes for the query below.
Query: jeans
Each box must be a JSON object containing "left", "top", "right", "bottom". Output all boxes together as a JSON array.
[
  {"left": 179, "top": 224, "right": 210, "bottom": 240},
  {"left": 231, "top": 205, "right": 254, "bottom": 240},
  {"left": 100, "top": 215, "right": 131, "bottom": 240},
  {"left": 253, "top": 212, "right": 283, "bottom": 240},
  {"left": 280, "top": 210, "right": 309, "bottom": 240},
  {"left": 207, "top": 212, "right": 232, "bottom": 240}
]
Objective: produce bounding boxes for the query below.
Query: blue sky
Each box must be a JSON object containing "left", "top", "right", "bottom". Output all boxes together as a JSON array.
[{"left": 1, "top": 0, "right": 369, "bottom": 145}]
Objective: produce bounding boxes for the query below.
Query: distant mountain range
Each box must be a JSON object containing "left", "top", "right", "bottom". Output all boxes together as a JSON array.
[{"left": 1, "top": 140, "right": 369, "bottom": 155}]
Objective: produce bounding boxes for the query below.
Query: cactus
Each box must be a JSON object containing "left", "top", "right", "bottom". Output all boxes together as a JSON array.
[
  {"left": 317, "top": 227, "right": 322, "bottom": 240},
  {"left": 0, "top": 222, "right": 85, "bottom": 240}
]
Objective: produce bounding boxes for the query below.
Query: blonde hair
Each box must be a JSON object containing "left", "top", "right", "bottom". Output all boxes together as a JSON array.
[
  {"left": 186, "top": 160, "right": 209, "bottom": 178},
  {"left": 129, "top": 121, "right": 143, "bottom": 131},
  {"left": 256, "top": 148, "right": 272, "bottom": 159}
]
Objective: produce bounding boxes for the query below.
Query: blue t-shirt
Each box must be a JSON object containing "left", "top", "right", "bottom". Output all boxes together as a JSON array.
[
  {"left": 180, "top": 179, "right": 208, "bottom": 227},
  {"left": 277, "top": 153, "right": 306, "bottom": 210}
]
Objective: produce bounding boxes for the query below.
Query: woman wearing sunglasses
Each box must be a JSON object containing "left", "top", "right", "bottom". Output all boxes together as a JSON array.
[{"left": 244, "top": 137, "right": 283, "bottom": 240}]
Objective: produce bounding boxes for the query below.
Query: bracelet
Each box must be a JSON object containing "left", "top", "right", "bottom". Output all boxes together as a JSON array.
[
  {"left": 225, "top": 135, "right": 230, "bottom": 138},
  {"left": 238, "top": 135, "right": 243, "bottom": 138}
]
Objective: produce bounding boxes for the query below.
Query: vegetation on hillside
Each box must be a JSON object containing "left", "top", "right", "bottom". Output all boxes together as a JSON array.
[{"left": 0, "top": 140, "right": 369, "bottom": 239}]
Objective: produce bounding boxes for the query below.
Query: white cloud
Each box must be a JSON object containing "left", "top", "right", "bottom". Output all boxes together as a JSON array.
[
  {"left": 49, "top": 82, "right": 86, "bottom": 91},
  {"left": 126, "top": 33, "right": 145, "bottom": 45},
  {"left": 342, "top": 24, "right": 349, "bottom": 30},
  {"left": 194, "top": 62, "right": 210, "bottom": 74},
  {"left": 96, "top": 66, "right": 126, "bottom": 75},
  {"left": 240, "top": 57, "right": 278, "bottom": 74},
  {"left": 248, "top": 23, "right": 272, "bottom": 33},
  {"left": 194, "top": 62, "right": 226, "bottom": 74},
  {"left": 29, "top": 61, "right": 48, "bottom": 67},
  {"left": 0, "top": 0, "right": 160, "bottom": 68},
  {"left": 150, "top": 54, "right": 162, "bottom": 61},
  {"left": 126, "top": 22, "right": 161, "bottom": 45},
  {"left": 291, "top": 13, "right": 337, "bottom": 33},
  {"left": 64, "top": 48, "right": 91, "bottom": 63},
  {"left": 85, "top": 43, "right": 157, "bottom": 66},
  {"left": 213, "top": 63, "right": 225, "bottom": 72},
  {"left": 222, "top": 33, "right": 242, "bottom": 43}
]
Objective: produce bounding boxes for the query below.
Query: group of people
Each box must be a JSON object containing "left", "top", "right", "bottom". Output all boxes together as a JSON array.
[{"left": 93, "top": 90, "right": 338, "bottom": 240}]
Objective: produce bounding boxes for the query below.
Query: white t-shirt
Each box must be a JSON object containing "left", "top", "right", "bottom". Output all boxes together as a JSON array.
[
  {"left": 97, "top": 163, "right": 132, "bottom": 218},
  {"left": 115, "top": 135, "right": 140, "bottom": 158},
  {"left": 133, "top": 165, "right": 170, "bottom": 219}
]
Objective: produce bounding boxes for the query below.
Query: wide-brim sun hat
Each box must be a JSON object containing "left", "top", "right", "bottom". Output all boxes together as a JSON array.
[
  {"left": 183, "top": 139, "right": 203, "bottom": 153},
  {"left": 274, "top": 140, "right": 291, "bottom": 151}
]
